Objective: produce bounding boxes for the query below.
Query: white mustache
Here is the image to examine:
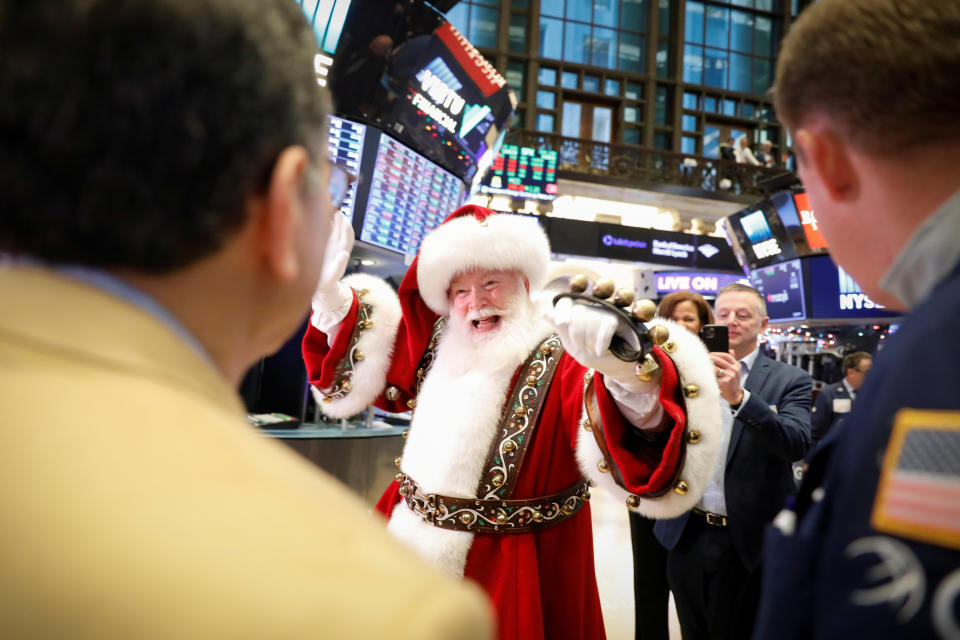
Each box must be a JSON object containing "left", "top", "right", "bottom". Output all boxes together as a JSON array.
[{"left": 467, "top": 307, "right": 502, "bottom": 321}]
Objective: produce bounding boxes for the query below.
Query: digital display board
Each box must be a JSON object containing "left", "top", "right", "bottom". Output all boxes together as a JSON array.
[
  {"left": 793, "top": 192, "right": 829, "bottom": 251},
  {"left": 655, "top": 272, "right": 750, "bottom": 296},
  {"left": 326, "top": 115, "right": 366, "bottom": 222},
  {"left": 724, "top": 202, "right": 799, "bottom": 271},
  {"left": 804, "top": 255, "right": 898, "bottom": 320},
  {"left": 378, "top": 21, "right": 516, "bottom": 182},
  {"left": 358, "top": 133, "right": 464, "bottom": 255},
  {"left": 480, "top": 145, "right": 558, "bottom": 200},
  {"left": 748, "top": 259, "right": 806, "bottom": 322}
]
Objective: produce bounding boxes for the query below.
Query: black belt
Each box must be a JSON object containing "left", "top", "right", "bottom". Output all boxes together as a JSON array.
[{"left": 693, "top": 508, "right": 728, "bottom": 527}]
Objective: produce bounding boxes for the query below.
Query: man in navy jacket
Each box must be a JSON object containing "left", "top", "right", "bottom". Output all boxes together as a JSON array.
[
  {"left": 655, "top": 283, "right": 812, "bottom": 640},
  {"left": 753, "top": 1, "right": 960, "bottom": 637},
  {"left": 810, "top": 351, "right": 871, "bottom": 443}
]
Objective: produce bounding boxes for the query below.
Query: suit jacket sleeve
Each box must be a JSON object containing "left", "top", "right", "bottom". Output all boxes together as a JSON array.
[
  {"left": 810, "top": 387, "right": 834, "bottom": 443},
  {"left": 737, "top": 368, "right": 812, "bottom": 461}
]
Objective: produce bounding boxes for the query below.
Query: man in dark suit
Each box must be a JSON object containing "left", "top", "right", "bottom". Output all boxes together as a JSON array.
[
  {"left": 654, "top": 283, "right": 812, "bottom": 640},
  {"left": 810, "top": 351, "right": 871, "bottom": 443},
  {"left": 753, "top": 2, "right": 960, "bottom": 637}
]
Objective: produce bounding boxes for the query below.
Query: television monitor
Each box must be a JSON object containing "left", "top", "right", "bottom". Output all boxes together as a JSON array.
[
  {"left": 724, "top": 202, "right": 799, "bottom": 271},
  {"left": 479, "top": 144, "right": 558, "bottom": 201},
  {"left": 748, "top": 259, "right": 806, "bottom": 322},
  {"left": 654, "top": 272, "right": 750, "bottom": 297},
  {"left": 376, "top": 21, "right": 516, "bottom": 183},
  {"left": 326, "top": 115, "right": 367, "bottom": 222},
  {"left": 804, "top": 255, "right": 899, "bottom": 321},
  {"left": 793, "top": 192, "right": 829, "bottom": 251},
  {"left": 356, "top": 131, "right": 465, "bottom": 256}
]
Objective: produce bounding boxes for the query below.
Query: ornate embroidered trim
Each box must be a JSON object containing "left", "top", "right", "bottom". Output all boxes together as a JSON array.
[
  {"left": 477, "top": 335, "right": 564, "bottom": 500},
  {"left": 320, "top": 288, "right": 373, "bottom": 404},
  {"left": 399, "top": 475, "right": 590, "bottom": 534}
]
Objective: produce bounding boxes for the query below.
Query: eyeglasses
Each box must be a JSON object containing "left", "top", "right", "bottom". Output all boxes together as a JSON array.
[{"left": 328, "top": 163, "right": 355, "bottom": 210}]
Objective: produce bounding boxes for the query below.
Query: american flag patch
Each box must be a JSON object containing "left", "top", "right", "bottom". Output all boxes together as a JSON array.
[{"left": 872, "top": 409, "right": 960, "bottom": 550}]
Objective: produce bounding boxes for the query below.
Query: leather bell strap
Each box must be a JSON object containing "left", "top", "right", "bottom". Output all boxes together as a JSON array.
[{"left": 398, "top": 476, "right": 591, "bottom": 534}]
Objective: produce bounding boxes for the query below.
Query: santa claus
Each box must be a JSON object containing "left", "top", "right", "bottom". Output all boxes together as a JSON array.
[{"left": 303, "top": 205, "right": 721, "bottom": 640}]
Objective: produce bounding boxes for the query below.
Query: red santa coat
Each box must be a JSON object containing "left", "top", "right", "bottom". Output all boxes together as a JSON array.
[{"left": 303, "top": 273, "right": 721, "bottom": 640}]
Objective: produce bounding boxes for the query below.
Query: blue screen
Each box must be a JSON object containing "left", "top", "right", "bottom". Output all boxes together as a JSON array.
[{"left": 804, "top": 255, "right": 900, "bottom": 320}]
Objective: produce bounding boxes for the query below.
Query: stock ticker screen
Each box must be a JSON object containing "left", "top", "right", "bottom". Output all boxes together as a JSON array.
[
  {"left": 480, "top": 144, "right": 558, "bottom": 200},
  {"left": 326, "top": 115, "right": 366, "bottom": 222},
  {"left": 748, "top": 259, "right": 806, "bottom": 322},
  {"left": 359, "top": 133, "right": 464, "bottom": 255}
]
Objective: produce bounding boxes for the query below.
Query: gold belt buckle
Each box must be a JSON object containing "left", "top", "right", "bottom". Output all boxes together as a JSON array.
[{"left": 704, "top": 512, "right": 727, "bottom": 527}]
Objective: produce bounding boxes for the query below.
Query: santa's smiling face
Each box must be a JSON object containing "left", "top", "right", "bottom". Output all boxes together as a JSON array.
[{"left": 448, "top": 268, "right": 527, "bottom": 336}]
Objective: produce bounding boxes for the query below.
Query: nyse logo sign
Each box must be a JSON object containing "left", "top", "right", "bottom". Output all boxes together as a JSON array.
[{"left": 838, "top": 265, "right": 885, "bottom": 310}]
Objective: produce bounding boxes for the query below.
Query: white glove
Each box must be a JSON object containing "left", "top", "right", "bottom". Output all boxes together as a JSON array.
[
  {"left": 553, "top": 297, "right": 644, "bottom": 388},
  {"left": 312, "top": 211, "right": 355, "bottom": 312}
]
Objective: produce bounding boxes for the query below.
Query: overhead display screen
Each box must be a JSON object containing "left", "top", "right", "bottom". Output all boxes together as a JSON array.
[
  {"left": 804, "top": 255, "right": 898, "bottom": 320},
  {"left": 378, "top": 21, "right": 516, "bottom": 183},
  {"left": 480, "top": 145, "right": 558, "bottom": 200},
  {"left": 748, "top": 259, "right": 806, "bottom": 322},
  {"left": 724, "top": 202, "right": 799, "bottom": 271},
  {"left": 326, "top": 115, "right": 366, "bottom": 222},
  {"left": 793, "top": 192, "right": 829, "bottom": 251},
  {"left": 358, "top": 133, "right": 464, "bottom": 256}
]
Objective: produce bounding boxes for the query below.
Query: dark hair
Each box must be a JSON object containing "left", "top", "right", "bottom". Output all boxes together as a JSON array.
[
  {"left": 0, "top": 0, "right": 329, "bottom": 272},
  {"left": 774, "top": 0, "right": 960, "bottom": 154},
  {"left": 842, "top": 351, "right": 872, "bottom": 374},
  {"left": 656, "top": 291, "right": 714, "bottom": 331}
]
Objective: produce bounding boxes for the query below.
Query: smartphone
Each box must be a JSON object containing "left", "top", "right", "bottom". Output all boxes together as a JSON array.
[{"left": 699, "top": 324, "right": 729, "bottom": 353}]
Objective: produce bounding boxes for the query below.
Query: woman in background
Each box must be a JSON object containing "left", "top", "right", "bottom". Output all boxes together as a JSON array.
[{"left": 629, "top": 291, "right": 714, "bottom": 640}]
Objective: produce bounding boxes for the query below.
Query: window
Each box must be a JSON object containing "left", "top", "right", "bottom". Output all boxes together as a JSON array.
[
  {"left": 539, "top": 67, "right": 558, "bottom": 86},
  {"left": 683, "top": 92, "right": 698, "bottom": 109},
  {"left": 683, "top": 0, "right": 779, "bottom": 95},
  {"left": 682, "top": 114, "right": 697, "bottom": 131},
  {"left": 685, "top": 2, "right": 704, "bottom": 43},
  {"left": 655, "top": 85, "right": 671, "bottom": 125},
  {"left": 537, "top": 90, "right": 556, "bottom": 109},
  {"left": 657, "top": 40, "right": 671, "bottom": 77},
  {"left": 618, "top": 32, "right": 645, "bottom": 73},
  {"left": 592, "top": 27, "right": 618, "bottom": 69},
  {"left": 659, "top": 0, "right": 673, "bottom": 35},
  {"left": 564, "top": 21, "right": 591, "bottom": 64},
  {"left": 681, "top": 136, "right": 697, "bottom": 154},
  {"left": 509, "top": 15, "right": 528, "bottom": 53},
  {"left": 624, "top": 106, "right": 639, "bottom": 122},
  {"left": 704, "top": 95, "right": 717, "bottom": 112},
  {"left": 535, "top": 0, "right": 647, "bottom": 72},
  {"left": 562, "top": 103, "right": 582, "bottom": 137},
  {"left": 537, "top": 113, "right": 555, "bottom": 132},
  {"left": 625, "top": 82, "right": 644, "bottom": 99},
  {"left": 683, "top": 45, "right": 703, "bottom": 84},
  {"left": 505, "top": 60, "right": 525, "bottom": 95},
  {"left": 723, "top": 98, "right": 736, "bottom": 116},
  {"left": 540, "top": 17, "right": 564, "bottom": 59},
  {"left": 562, "top": 71, "right": 579, "bottom": 88},
  {"left": 583, "top": 75, "right": 600, "bottom": 92},
  {"left": 605, "top": 79, "right": 620, "bottom": 96},
  {"left": 703, "top": 125, "right": 720, "bottom": 157},
  {"left": 624, "top": 127, "right": 641, "bottom": 144},
  {"left": 654, "top": 132, "right": 671, "bottom": 150},
  {"left": 470, "top": 4, "right": 499, "bottom": 48}
]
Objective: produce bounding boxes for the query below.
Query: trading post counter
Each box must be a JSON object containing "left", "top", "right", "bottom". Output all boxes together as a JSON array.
[{"left": 263, "top": 424, "right": 406, "bottom": 505}]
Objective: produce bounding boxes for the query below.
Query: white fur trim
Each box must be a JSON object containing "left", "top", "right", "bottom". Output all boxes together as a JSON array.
[
  {"left": 416, "top": 213, "right": 550, "bottom": 315},
  {"left": 387, "top": 318, "right": 549, "bottom": 575},
  {"left": 313, "top": 273, "right": 401, "bottom": 419},
  {"left": 574, "top": 319, "right": 723, "bottom": 519}
]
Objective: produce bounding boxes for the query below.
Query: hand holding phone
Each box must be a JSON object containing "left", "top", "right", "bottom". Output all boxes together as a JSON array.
[{"left": 699, "top": 324, "right": 729, "bottom": 353}]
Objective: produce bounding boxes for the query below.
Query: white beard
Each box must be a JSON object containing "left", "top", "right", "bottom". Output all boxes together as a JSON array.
[{"left": 386, "top": 292, "right": 553, "bottom": 575}]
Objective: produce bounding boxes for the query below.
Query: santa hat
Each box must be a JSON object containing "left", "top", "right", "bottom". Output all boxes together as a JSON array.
[
  {"left": 380, "top": 205, "right": 551, "bottom": 411},
  {"left": 414, "top": 204, "right": 551, "bottom": 315}
]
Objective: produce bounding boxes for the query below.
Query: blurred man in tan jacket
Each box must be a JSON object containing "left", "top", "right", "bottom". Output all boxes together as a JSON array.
[{"left": 0, "top": 1, "right": 491, "bottom": 637}]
